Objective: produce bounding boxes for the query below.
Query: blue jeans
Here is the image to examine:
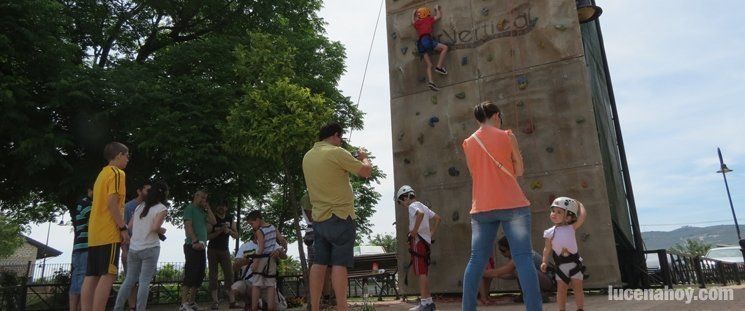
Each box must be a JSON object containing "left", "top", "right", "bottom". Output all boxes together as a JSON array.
[
  {"left": 69, "top": 251, "right": 87, "bottom": 295},
  {"left": 462, "top": 207, "right": 542, "bottom": 311},
  {"left": 114, "top": 246, "right": 160, "bottom": 311}
]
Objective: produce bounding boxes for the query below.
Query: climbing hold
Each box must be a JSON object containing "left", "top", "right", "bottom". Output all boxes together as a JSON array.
[
  {"left": 531, "top": 181, "right": 543, "bottom": 190},
  {"left": 397, "top": 131, "right": 405, "bottom": 141},
  {"left": 522, "top": 120, "right": 535, "bottom": 134},
  {"left": 546, "top": 147, "right": 554, "bottom": 153},
  {"left": 576, "top": 117, "right": 586, "bottom": 124},
  {"left": 581, "top": 181, "right": 589, "bottom": 188},
  {"left": 487, "top": 54, "right": 494, "bottom": 62},
  {"left": 431, "top": 95, "right": 438, "bottom": 105},
  {"left": 539, "top": 41, "right": 546, "bottom": 49},
  {"left": 401, "top": 47, "right": 408, "bottom": 55},
  {"left": 517, "top": 75, "right": 528, "bottom": 90},
  {"left": 428, "top": 116, "right": 440, "bottom": 127},
  {"left": 497, "top": 19, "right": 508, "bottom": 31},
  {"left": 448, "top": 167, "right": 460, "bottom": 177},
  {"left": 554, "top": 24, "right": 567, "bottom": 31},
  {"left": 415, "top": 111, "right": 420, "bottom": 116},
  {"left": 391, "top": 32, "right": 398, "bottom": 39},
  {"left": 424, "top": 170, "right": 436, "bottom": 177},
  {"left": 452, "top": 211, "right": 460, "bottom": 222},
  {"left": 404, "top": 158, "right": 411, "bottom": 164},
  {"left": 548, "top": 194, "right": 557, "bottom": 204},
  {"left": 461, "top": 56, "right": 468, "bottom": 66},
  {"left": 516, "top": 100, "right": 525, "bottom": 107},
  {"left": 481, "top": 8, "right": 489, "bottom": 16},
  {"left": 417, "top": 133, "right": 424, "bottom": 144},
  {"left": 418, "top": 76, "right": 426, "bottom": 83},
  {"left": 455, "top": 92, "right": 466, "bottom": 99}
]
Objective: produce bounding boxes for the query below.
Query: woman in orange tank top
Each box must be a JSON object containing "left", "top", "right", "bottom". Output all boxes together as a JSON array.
[{"left": 460, "top": 101, "right": 542, "bottom": 311}]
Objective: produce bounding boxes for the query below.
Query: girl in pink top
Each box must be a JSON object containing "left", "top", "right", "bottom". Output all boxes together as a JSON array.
[{"left": 460, "top": 101, "right": 542, "bottom": 311}]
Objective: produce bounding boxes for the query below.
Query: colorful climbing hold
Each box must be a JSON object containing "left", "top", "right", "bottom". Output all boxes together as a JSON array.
[
  {"left": 397, "top": 131, "right": 405, "bottom": 141},
  {"left": 455, "top": 92, "right": 466, "bottom": 99},
  {"left": 461, "top": 56, "right": 468, "bottom": 66},
  {"left": 391, "top": 32, "right": 398, "bottom": 39},
  {"left": 516, "top": 100, "right": 525, "bottom": 107},
  {"left": 481, "top": 8, "right": 489, "bottom": 16},
  {"left": 428, "top": 116, "right": 440, "bottom": 127},
  {"left": 404, "top": 158, "right": 411, "bottom": 164},
  {"left": 576, "top": 117, "right": 586, "bottom": 124},
  {"left": 497, "top": 19, "right": 508, "bottom": 31},
  {"left": 487, "top": 54, "right": 494, "bottom": 62},
  {"left": 448, "top": 167, "right": 460, "bottom": 177},
  {"left": 401, "top": 47, "right": 408, "bottom": 55},
  {"left": 431, "top": 95, "right": 438, "bottom": 105},
  {"left": 554, "top": 24, "right": 567, "bottom": 31},
  {"left": 546, "top": 147, "right": 554, "bottom": 153},
  {"left": 415, "top": 111, "right": 420, "bottom": 116},
  {"left": 531, "top": 181, "right": 543, "bottom": 190},
  {"left": 419, "top": 76, "right": 426, "bottom": 83},
  {"left": 517, "top": 75, "right": 528, "bottom": 90},
  {"left": 452, "top": 211, "right": 460, "bottom": 222},
  {"left": 417, "top": 133, "right": 424, "bottom": 144},
  {"left": 424, "top": 170, "right": 436, "bottom": 177},
  {"left": 522, "top": 120, "right": 535, "bottom": 134},
  {"left": 581, "top": 181, "right": 589, "bottom": 188}
]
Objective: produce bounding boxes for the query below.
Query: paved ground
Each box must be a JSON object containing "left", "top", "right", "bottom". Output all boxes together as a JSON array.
[{"left": 152, "top": 285, "right": 745, "bottom": 311}]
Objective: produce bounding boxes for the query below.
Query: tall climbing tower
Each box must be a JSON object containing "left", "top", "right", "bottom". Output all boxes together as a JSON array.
[{"left": 387, "top": 0, "right": 633, "bottom": 293}]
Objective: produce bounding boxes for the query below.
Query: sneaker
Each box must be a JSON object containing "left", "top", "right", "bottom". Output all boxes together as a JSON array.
[
  {"left": 422, "top": 302, "right": 436, "bottom": 311},
  {"left": 211, "top": 302, "right": 219, "bottom": 310},
  {"left": 189, "top": 302, "right": 201, "bottom": 311},
  {"left": 428, "top": 82, "right": 439, "bottom": 91},
  {"left": 435, "top": 67, "right": 447, "bottom": 75},
  {"left": 180, "top": 303, "right": 194, "bottom": 311}
]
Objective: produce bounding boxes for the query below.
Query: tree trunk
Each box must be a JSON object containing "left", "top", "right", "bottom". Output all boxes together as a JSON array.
[{"left": 285, "top": 164, "right": 310, "bottom": 302}]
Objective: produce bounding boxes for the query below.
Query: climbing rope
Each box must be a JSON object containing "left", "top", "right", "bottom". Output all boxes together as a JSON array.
[{"left": 347, "top": 0, "right": 385, "bottom": 141}]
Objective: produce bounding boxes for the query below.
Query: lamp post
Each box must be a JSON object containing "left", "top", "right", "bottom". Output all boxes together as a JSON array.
[{"left": 716, "top": 147, "right": 745, "bottom": 263}]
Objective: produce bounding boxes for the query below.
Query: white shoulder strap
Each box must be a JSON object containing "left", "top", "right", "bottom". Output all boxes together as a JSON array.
[{"left": 470, "top": 133, "right": 514, "bottom": 178}]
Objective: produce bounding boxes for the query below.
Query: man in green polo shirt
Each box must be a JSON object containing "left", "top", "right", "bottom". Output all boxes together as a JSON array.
[
  {"left": 302, "top": 123, "right": 372, "bottom": 311},
  {"left": 180, "top": 190, "right": 216, "bottom": 311}
]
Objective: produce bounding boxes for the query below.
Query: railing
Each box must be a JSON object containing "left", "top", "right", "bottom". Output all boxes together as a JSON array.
[
  {"left": 644, "top": 249, "right": 744, "bottom": 288},
  {"left": 1, "top": 261, "right": 399, "bottom": 310}
]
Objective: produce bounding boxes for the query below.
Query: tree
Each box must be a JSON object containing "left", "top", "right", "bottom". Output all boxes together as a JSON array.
[
  {"left": 369, "top": 233, "right": 397, "bottom": 253},
  {"left": 0, "top": 217, "right": 24, "bottom": 258},
  {"left": 0, "top": 0, "right": 370, "bottom": 229},
  {"left": 669, "top": 239, "right": 712, "bottom": 257}
]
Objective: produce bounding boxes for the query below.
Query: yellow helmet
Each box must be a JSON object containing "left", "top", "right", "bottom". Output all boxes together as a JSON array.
[{"left": 416, "top": 7, "right": 431, "bottom": 19}]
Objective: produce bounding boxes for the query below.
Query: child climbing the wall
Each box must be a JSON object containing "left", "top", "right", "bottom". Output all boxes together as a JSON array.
[
  {"left": 541, "top": 197, "right": 587, "bottom": 311},
  {"left": 397, "top": 185, "right": 441, "bottom": 311},
  {"left": 412, "top": 5, "right": 449, "bottom": 92}
]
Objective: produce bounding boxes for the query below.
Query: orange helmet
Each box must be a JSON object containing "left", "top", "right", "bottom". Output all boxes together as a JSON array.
[{"left": 416, "top": 7, "right": 431, "bottom": 19}]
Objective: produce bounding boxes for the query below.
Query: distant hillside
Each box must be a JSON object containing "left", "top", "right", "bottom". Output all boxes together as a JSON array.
[{"left": 641, "top": 225, "right": 745, "bottom": 250}]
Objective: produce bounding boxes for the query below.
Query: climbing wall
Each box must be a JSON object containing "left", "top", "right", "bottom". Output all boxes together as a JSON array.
[{"left": 386, "top": 0, "right": 623, "bottom": 294}]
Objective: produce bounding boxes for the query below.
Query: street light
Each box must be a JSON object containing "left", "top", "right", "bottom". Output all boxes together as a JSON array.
[
  {"left": 716, "top": 147, "right": 745, "bottom": 263},
  {"left": 576, "top": 0, "right": 603, "bottom": 24}
]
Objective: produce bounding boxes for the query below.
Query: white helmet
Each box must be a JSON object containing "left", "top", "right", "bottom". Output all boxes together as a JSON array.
[
  {"left": 550, "top": 197, "right": 580, "bottom": 216},
  {"left": 395, "top": 185, "right": 415, "bottom": 201}
]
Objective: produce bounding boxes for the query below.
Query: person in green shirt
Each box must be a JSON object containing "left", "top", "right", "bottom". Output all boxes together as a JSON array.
[
  {"left": 180, "top": 190, "right": 216, "bottom": 311},
  {"left": 302, "top": 123, "right": 372, "bottom": 311}
]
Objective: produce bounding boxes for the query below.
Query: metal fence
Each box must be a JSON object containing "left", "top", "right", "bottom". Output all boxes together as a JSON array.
[
  {"left": 644, "top": 249, "right": 744, "bottom": 288},
  {"left": 0, "top": 261, "right": 398, "bottom": 310}
]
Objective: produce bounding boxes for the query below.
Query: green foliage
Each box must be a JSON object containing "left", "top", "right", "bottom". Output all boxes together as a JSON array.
[
  {"left": 278, "top": 256, "right": 302, "bottom": 276},
  {"left": 154, "top": 263, "right": 183, "bottom": 282},
  {"left": 0, "top": 217, "right": 24, "bottom": 258},
  {"left": 668, "top": 239, "right": 713, "bottom": 257},
  {"left": 368, "top": 233, "right": 397, "bottom": 253},
  {"left": 0, "top": 0, "right": 371, "bottom": 229}
]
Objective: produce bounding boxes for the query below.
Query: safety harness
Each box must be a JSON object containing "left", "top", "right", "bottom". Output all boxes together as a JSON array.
[
  {"left": 247, "top": 253, "right": 278, "bottom": 279},
  {"left": 551, "top": 251, "right": 585, "bottom": 285},
  {"left": 404, "top": 234, "right": 431, "bottom": 285}
]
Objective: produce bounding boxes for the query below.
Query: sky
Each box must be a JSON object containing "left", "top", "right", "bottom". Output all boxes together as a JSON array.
[{"left": 28, "top": 0, "right": 745, "bottom": 265}]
